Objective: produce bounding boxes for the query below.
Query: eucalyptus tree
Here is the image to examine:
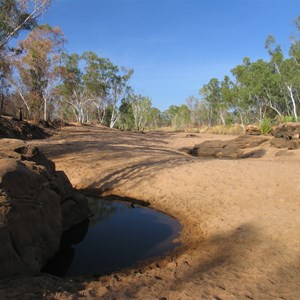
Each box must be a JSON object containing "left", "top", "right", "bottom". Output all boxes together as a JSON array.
[
  {"left": 58, "top": 51, "right": 133, "bottom": 125},
  {"left": 186, "top": 95, "right": 202, "bottom": 126},
  {"left": 0, "top": 0, "right": 51, "bottom": 48},
  {"left": 12, "top": 24, "right": 64, "bottom": 120},
  {"left": 147, "top": 107, "right": 161, "bottom": 129},
  {"left": 80, "top": 53, "right": 133, "bottom": 127},
  {"left": 290, "top": 16, "right": 300, "bottom": 67},
  {"left": 231, "top": 58, "right": 284, "bottom": 123},
  {"left": 176, "top": 104, "right": 191, "bottom": 129},
  {"left": 129, "top": 93, "right": 152, "bottom": 131},
  {"left": 108, "top": 67, "right": 133, "bottom": 128},
  {"left": 0, "top": 0, "right": 51, "bottom": 116},
  {"left": 81, "top": 51, "right": 117, "bottom": 124},
  {"left": 57, "top": 53, "right": 92, "bottom": 123},
  {"left": 118, "top": 98, "right": 134, "bottom": 130},
  {"left": 0, "top": 54, "right": 11, "bottom": 115},
  {"left": 265, "top": 35, "right": 299, "bottom": 120},
  {"left": 166, "top": 105, "right": 179, "bottom": 128},
  {"left": 200, "top": 78, "right": 229, "bottom": 125},
  {"left": 166, "top": 104, "right": 191, "bottom": 130}
]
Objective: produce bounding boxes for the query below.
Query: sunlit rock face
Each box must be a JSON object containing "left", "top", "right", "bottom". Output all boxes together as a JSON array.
[
  {"left": 187, "top": 135, "right": 269, "bottom": 159},
  {"left": 0, "top": 139, "right": 89, "bottom": 279}
]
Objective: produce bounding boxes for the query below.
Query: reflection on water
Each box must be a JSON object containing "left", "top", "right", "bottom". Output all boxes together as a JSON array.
[{"left": 42, "top": 197, "right": 182, "bottom": 277}]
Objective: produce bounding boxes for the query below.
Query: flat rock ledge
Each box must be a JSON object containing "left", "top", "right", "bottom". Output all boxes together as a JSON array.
[
  {"left": 0, "top": 139, "right": 89, "bottom": 279},
  {"left": 184, "top": 135, "right": 269, "bottom": 159}
]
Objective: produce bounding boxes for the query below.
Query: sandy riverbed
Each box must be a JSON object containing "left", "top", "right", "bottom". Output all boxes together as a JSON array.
[{"left": 2, "top": 125, "right": 300, "bottom": 299}]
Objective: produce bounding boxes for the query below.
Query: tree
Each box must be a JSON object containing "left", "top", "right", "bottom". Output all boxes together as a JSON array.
[
  {"left": 147, "top": 107, "right": 161, "bottom": 129},
  {"left": 186, "top": 95, "right": 203, "bottom": 126},
  {"left": 129, "top": 93, "right": 152, "bottom": 131},
  {"left": 165, "top": 104, "right": 191, "bottom": 130},
  {"left": 167, "top": 105, "right": 180, "bottom": 129},
  {"left": 57, "top": 53, "right": 91, "bottom": 123},
  {"left": 266, "top": 35, "right": 299, "bottom": 120},
  {"left": 57, "top": 52, "right": 133, "bottom": 125},
  {"left": 0, "top": 0, "right": 51, "bottom": 48},
  {"left": 0, "top": 55, "right": 11, "bottom": 115},
  {"left": 177, "top": 104, "right": 191, "bottom": 129},
  {"left": 108, "top": 67, "right": 133, "bottom": 128},
  {"left": 231, "top": 58, "right": 281, "bottom": 123},
  {"left": 200, "top": 78, "right": 228, "bottom": 125},
  {"left": 12, "top": 24, "right": 64, "bottom": 120},
  {"left": 0, "top": 0, "right": 51, "bottom": 116},
  {"left": 188, "top": 16, "right": 300, "bottom": 126},
  {"left": 81, "top": 51, "right": 118, "bottom": 124},
  {"left": 118, "top": 98, "right": 134, "bottom": 130}
]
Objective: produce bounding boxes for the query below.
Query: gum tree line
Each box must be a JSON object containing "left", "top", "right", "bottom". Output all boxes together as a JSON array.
[
  {"left": 1, "top": 3, "right": 299, "bottom": 130},
  {"left": 0, "top": 0, "right": 51, "bottom": 115},
  {"left": 187, "top": 17, "right": 300, "bottom": 127},
  {"left": 0, "top": 0, "right": 146, "bottom": 129}
]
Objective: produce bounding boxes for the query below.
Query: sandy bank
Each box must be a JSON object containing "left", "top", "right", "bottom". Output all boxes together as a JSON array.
[{"left": 1, "top": 125, "right": 300, "bottom": 299}]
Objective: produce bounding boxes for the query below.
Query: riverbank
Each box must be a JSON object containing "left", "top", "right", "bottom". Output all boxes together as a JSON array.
[{"left": 1, "top": 124, "right": 300, "bottom": 299}]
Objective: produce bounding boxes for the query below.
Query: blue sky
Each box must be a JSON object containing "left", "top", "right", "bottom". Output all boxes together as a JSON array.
[{"left": 41, "top": 0, "right": 299, "bottom": 111}]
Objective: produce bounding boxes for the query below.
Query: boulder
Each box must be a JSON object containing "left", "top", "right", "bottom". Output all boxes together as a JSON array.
[
  {"left": 270, "top": 138, "right": 300, "bottom": 150},
  {"left": 270, "top": 123, "right": 300, "bottom": 149},
  {"left": 245, "top": 125, "right": 261, "bottom": 135},
  {"left": 0, "top": 139, "right": 89, "bottom": 279},
  {"left": 271, "top": 122, "right": 300, "bottom": 140},
  {"left": 188, "top": 135, "right": 269, "bottom": 159}
]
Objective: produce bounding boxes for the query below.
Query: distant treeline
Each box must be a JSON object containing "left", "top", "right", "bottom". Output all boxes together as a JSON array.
[{"left": 1, "top": 1, "right": 300, "bottom": 131}]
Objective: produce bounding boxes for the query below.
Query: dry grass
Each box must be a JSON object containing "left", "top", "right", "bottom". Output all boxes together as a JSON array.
[
  {"left": 198, "top": 125, "right": 245, "bottom": 135},
  {"left": 155, "top": 125, "right": 245, "bottom": 135}
]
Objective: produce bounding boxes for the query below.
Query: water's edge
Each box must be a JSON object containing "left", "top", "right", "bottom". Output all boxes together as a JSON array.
[{"left": 42, "top": 196, "right": 182, "bottom": 277}]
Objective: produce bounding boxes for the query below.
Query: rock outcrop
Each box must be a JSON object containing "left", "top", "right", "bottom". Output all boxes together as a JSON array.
[
  {"left": 0, "top": 116, "right": 51, "bottom": 140},
  {"left": 186, "top": 135, "right": 269, "bottom": 159},
  {"left": 270, "top": 123, "right": 300, "bottom": 149},
  {"left": 245, "top": 125, "right": 261, "bottom": 135},
  {"left": 0, "top": 139, "right": 89, "bottom": 279}
]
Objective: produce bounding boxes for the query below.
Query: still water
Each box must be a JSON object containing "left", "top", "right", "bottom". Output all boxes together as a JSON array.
[{"left": 43, "top": 196, "right": 181, "bottom": 277}]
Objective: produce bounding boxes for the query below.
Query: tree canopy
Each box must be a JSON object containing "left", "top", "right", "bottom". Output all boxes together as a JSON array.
[{"left": 1, "top": 6, "right": 300, "bottom": 131}]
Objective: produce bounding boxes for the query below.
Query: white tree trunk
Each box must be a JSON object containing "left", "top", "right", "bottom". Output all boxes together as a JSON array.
[
  {"left": 287, "top": 85, "right": 298, "bottom": 120},
  {"left": 219, "top": 109, "right": 226, "bottom": 125},
  {"left": 43, "top": 95, "right": 47, "bottom": 121},
  {"left": 18, "top": 92, "right": 31, "bottom": 117}
]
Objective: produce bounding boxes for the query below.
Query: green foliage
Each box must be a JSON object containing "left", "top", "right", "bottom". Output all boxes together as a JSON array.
[
  {"left": 4, "top": 12, "right": 300, "bottom": 129},
  {"left": 118, "top": 98, "right": 134, "bottom": 130},
  {"left": 0, "top": 0, "right": 51, "bottom": 48},
  {"left": 164, "top": 104, "right": 191, "bottom": 130},
  {"left": 259, "top": 118, "right": 273, "bottom": 134},
  {"left": 0, "top": 0, "right": 34, "bottom": 44},
  {"left": 275, "top": 115, "right": 294, "bottom": 124},
  {"left": 188, "top": 16, "right": 300, "bottom": 127},
  {"left": 130, "top": 94, "right": 152, "bottom": 131},
  {"left": 225, "top": 115, "right": 234, "bottom": 125}
]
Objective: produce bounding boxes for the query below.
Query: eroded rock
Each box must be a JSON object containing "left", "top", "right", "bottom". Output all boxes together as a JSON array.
[
  {"left": 271, "top": 122, "right": 300, "bottom": 140},
  {"left": 270, "top": 123, "right": 300, "bottom": 149},
  {"left": 188, "top": 135, "right": 269, "bottom": 159},
  {"left": 0, "top": 139, "right": 89, "bottom": 278}
]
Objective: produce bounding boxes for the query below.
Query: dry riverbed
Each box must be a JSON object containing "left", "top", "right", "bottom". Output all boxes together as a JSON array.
[{"left": 1, "top": 124, "right": 300, "bottom": 299}]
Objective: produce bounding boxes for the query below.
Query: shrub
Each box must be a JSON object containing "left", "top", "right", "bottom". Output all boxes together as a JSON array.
[
  {"left": 260, "top": 118, "right": 273, "bottom": 134},
  {"left": 275, "top": 115, "right": 294, "bottom": 124}
]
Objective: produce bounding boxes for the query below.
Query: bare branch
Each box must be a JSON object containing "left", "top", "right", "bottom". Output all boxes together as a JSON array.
[{"left": 0, "top": 0, "right": 51, "bottom": 48}]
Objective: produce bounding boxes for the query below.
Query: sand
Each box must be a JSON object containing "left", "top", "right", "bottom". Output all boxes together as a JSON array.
[{"left": 1, "top": 124, "right": 300, "bottom": 299}]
